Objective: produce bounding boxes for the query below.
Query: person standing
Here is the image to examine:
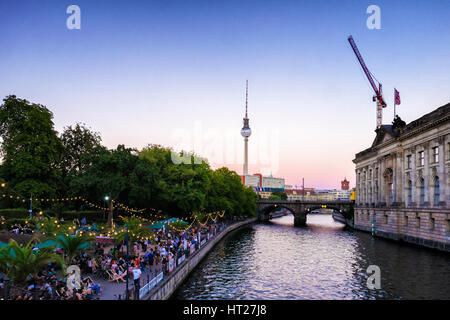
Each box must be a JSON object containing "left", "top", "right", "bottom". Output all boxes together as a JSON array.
[
  {"left": 148, "top": 249, "right": 155, "bottom": 275},
  {"left": 132, "top": 264, "right": 142, "bottom": 300}
]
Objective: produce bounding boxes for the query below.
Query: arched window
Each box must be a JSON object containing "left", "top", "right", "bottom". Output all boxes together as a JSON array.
[
  {"left": 407, "top": 180, "right": 412, "bottom": 205},
  {"left": 434, "top": 177, "right": 440, "bottom": 206},
  {"left": 419, "top": 178, "right": 425, "bottom": 205},
  {"left": 383, "top": 168, "right": 394, "bottom": 205}
]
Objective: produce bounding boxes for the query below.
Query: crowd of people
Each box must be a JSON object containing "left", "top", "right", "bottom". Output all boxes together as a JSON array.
[
  {"left": 0, "top": 263, "right": 103, "bottom": 300},
  {"left": 0, "top": 216, "right": 244, "bottom": 300}
]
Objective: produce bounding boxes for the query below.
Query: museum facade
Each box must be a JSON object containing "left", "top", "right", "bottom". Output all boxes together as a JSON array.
[{"left": 353, "top": 103, "right": 450, "bottom": 252}]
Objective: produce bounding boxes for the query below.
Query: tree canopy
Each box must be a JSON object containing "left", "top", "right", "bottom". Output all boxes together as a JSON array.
[
  {"left": 0, "top": 96, "right": 63, "bottom": 199},
  {"left": 0, "top": 96, "right": 257, "bottom": 220}
]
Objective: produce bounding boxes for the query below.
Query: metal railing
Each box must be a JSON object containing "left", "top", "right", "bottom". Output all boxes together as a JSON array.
[{"left": 138, "top": 271, "right": 164, "bottom": 299}]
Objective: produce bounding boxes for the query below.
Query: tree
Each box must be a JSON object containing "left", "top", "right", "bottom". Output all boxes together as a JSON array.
[
  {"left": 69, "top": 145, "right": 138, "bottom": 228},
  {"left": 35, "top": 217, "right": 67, "bottom": 238},
  {"left": 0, "top": 96, "right": 63, "bottom": 202},
  {"left": 59, "top": 123, "right": 102, "bottom": 189},
  {"left": 205, "top": 167, "right": 257, "bottom": 218},
  {"left": 0, "top": 238, "right": 65, "bottom": 287},
  {"left": 136, "top": 145, "right": 210, "bottom": 217},
  {"left": 113, "top": 216, "right": 154, "bottom": 246},
  {"left": 49, "top": 233, "right": 95, "bottom": 265},
  {"left": 271, "top": 191, "right": 287, "bottom": 200}
]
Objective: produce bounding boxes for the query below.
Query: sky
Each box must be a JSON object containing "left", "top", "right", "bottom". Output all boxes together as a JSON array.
[{"left": 1, "top": 0, "right": 449, "bottom": 189}]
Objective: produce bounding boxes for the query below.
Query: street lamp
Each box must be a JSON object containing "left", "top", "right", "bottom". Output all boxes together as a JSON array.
[
  {"left": 125, "top": 223, "right": 130, "bottom": 300},
  {"left": 103, "top": 196, "right": 110, "bottom": 220}
]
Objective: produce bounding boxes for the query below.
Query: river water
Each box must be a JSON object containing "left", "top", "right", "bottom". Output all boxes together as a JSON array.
[{"left": 174, "top": 214, "right": 450, "bottom": 300}]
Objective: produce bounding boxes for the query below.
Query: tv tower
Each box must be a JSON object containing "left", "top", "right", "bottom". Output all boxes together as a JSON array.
[{"left": 241, "top": 80, "right": 252, "bottom": 175}]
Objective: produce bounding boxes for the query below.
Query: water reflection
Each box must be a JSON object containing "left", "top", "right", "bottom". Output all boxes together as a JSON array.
[{"left": 174, "top": 214, "right": 450, "bottom": 300}]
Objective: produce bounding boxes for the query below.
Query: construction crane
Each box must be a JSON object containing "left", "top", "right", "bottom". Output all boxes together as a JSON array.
[{"left": 348, "top": 35, "right": 387, "bottom": 129}]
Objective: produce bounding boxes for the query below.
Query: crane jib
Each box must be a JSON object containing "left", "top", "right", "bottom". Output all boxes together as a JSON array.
[{"left": 347, "top": 36, "right": 380, "bottom": 96}]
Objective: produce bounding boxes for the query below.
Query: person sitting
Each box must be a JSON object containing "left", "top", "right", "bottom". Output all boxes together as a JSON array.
[
  {"left": 80, "top": 280, "right": 94, "bottom": 300},
  {"left": 112, "top": 269, "right": 127, "bottom": 282},
  {"left": 84, "top": 277, "right": 102, "bottom": 295}
]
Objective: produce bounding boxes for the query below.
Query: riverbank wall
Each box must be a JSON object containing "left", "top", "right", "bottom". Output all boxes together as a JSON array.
[
  {"left": 144, "top": 217, "right": 257, "bottom": 300},
  {"left": 354, "top": 208, "right": 450, "bottom": 252},
  {"left": 332, "top": 211, "right": 354, "bottom": 228}
]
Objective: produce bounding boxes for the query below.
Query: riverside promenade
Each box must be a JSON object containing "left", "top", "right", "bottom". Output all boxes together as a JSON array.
[
  {"left": 95, "top": 217, "right": 257, "bottom": 300},
  {"left": 145, "top": 217, "right": 257, "bottom": 300}
]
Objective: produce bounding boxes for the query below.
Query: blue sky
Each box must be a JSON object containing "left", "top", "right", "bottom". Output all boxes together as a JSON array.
[{"left": 1, "top": 0, "right": 449, "bottom": 188}]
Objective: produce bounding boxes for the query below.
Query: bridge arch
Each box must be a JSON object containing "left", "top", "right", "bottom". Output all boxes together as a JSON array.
[
  {"left": 256, "top": 199, "right": 353, "bottom": 227},
  {"left": 305, "top": 205, "right": 343, "bottom": 213}
]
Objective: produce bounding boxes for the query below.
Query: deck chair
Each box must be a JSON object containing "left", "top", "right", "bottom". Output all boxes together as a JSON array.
[{"left": 106, "top": 269, "right": 120, "bottom": 283}]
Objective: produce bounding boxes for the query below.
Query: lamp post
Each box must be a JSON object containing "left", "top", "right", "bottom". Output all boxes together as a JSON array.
[
  {"left": 29, "top": 192, "right": 33, "bottom": 220},
  {"left": 125, "top": 223, "right": 130, "bottom": 300},
  {"left": 104, "top": 196, "right": 109, "bottom": 221}
]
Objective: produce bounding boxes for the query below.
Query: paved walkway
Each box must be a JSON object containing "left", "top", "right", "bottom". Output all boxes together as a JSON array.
[
  {"left": 93, "top": 267, "right": 160, "bottom": 300},
  {"left": 84, "top": 243, "right": 165, "bottom": 300}
]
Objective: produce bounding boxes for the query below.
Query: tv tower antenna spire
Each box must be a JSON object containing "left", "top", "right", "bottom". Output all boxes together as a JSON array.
[
  {"left": 245, "top": 79, "right": 248, "bottom": 118},
  {"left": 241, "top": 80, "right": 252, "bottom": 175}
]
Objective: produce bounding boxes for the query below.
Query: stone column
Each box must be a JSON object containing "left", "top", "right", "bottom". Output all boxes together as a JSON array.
[
  {"left": 394, "top": 151, "right": 403, "bottom": 205},
  {"left": 424, "top": 143, "right": 430, "bottom": 206},
  {"left": 411, "top": 146, "right": 417, "bottom": 206},
  {"left": 438, "top": 137, "right": 445, "bottom": 205},
  {"left": 369, "top": 165, "right": 374, "bottom": 204},
  {"left": 379, "top": 157, "right": 386, "bottom": 205},
  {"left": 356, "top": 169, "right": 360, "bottom": 205}
]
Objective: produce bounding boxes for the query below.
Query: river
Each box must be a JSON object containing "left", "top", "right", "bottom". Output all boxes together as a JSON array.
[{"left": 173, "top": 214, "right": 450, "bottom": 300}]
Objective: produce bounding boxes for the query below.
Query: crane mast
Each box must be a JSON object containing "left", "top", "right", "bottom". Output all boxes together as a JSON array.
[{"left": 348, "top": 35, "right": 387, "bottom": 129}]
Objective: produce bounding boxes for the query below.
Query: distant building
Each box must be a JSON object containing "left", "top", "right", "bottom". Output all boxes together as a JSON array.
[
  {"left": 285, "top": 188, "right": 316, "bottom": 201},
  {"left": 353, "top": 103, "right": 450, "bottom": 252},
  {"left": 240, "top": 174, "right": 260, "bottom": 188},
  {"left": 333, "top": 190, "right": 351, "bottom": 201},
  {"left": 240, "top": 173, "right": 285, "bottom": 198},
  {"left": 315, "top": 190, "right": 336, "bottom": 201}
]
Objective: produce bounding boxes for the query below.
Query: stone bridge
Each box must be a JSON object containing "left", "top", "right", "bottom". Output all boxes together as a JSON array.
[{"left": 257, "top": 199, "right": 354, "bottom": 227}]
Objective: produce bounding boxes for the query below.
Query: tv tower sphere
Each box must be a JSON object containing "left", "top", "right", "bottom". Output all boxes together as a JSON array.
[{"left": 241, "top": 126, "right": 251, "bottom": 137}]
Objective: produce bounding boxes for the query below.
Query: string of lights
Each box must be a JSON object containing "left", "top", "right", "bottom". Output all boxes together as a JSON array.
[{"left": 1, "top": 181, "right": 228, "bottom": 237}]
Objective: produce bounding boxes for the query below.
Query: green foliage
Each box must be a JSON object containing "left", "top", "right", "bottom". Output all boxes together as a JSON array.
[
  {"left": 270, "top": 191, "right": 287, "bottom": 200},
  {"left": 0, "top": 96, "right": 258, "bottom": 221},
  {"left": 168, "top": 220, "right": 189, "bottom": 231},
  {"left": 0, "top": 208, "right": 29, "bottom": 218},
  {"left": 35, "top": 217, "right": 68, "bottom": 238},
  {"left": 205, "top": 167, "right": 257, "bottom": 218},
  {"left": 113, "top": 216, "right": 154, "bottom": 245},
  {"left": 60, "top": 123, "right": 102, "bottom": 179},
  {"left": 0, "top": 96, "right": 63, "bottom": 201},
  {"left": 0, "top": 217, "right": 36, "bottom": 230},
  {"left": 51, "top": 233, "right": 95, "bottom": 264},
  {"left": 0, "top": 238, "right": 65, "bottom": 285}
]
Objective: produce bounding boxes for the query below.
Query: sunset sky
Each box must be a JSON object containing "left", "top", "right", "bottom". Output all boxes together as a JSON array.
[{"left": 1, "top": 0, "right": 449, "bottom": 189}]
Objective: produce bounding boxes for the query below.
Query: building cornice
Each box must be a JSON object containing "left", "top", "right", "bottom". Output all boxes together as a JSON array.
[{"left": 354, "top": 103, "right": 450, "bottom": 164}]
